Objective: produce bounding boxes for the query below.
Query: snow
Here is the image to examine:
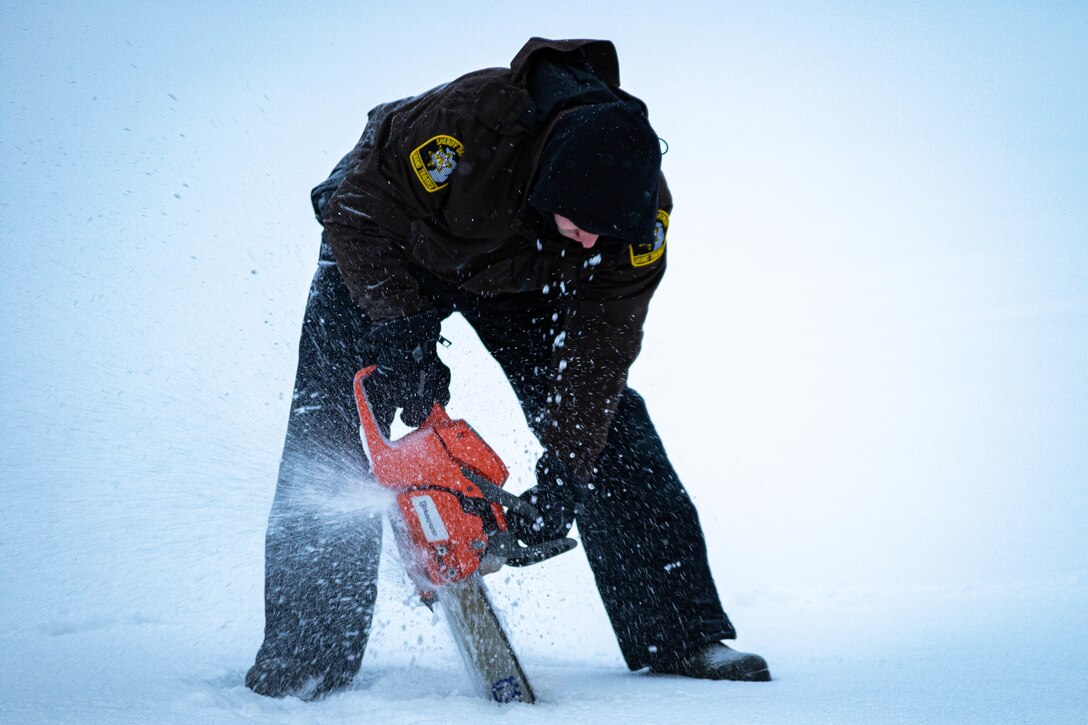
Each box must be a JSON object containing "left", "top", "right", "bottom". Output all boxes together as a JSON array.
[{"left": 3, "top": 2, "right": 1087, "bottom": 723}]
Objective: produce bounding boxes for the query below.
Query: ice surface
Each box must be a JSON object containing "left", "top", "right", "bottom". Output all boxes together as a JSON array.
[{"left": 2, "top": 3, "right": 1087, "bottom": 723}]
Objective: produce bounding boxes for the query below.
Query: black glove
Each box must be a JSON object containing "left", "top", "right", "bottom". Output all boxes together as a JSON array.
[
  {"left": 365, "top": 310, "right": 451, "bottom": 428},
  {"left": 506, "top": 454, "right": 581, "bottom": 544}
]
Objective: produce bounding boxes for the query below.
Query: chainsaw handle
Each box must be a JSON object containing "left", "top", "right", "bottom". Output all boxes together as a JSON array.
[
  {"left": 420, "top": 403, "right": 453, "bottom": 429},
  {"left": 353, "top": 366, "right": 452, "bottom": 459},
  {"left": 485, "top": 531, "right": 578, "bottom": 568}
]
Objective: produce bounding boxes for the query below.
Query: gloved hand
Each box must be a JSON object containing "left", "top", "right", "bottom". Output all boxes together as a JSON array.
[
  {"left": 506, "top": 454, "right": 581, "bottom": 544},
  {"left": 365, "top": 310, "right": 451, "bottom": 428}
]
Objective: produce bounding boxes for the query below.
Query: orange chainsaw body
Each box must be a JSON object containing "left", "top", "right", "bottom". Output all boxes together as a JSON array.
[{"left": 353, "top": 366, "right": 510, "bottom": 588}]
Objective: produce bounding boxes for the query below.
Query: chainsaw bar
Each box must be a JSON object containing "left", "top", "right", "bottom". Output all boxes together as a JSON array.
[{"left": 436, "top": 576, "right": 535, "bottom": 703}]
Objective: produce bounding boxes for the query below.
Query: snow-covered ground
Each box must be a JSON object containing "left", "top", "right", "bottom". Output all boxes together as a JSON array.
[{"left": 3, "top": 3, "right": 1087, "bottom": 723}]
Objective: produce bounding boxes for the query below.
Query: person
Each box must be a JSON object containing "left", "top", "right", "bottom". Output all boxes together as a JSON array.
[{"left": 246, "top": 37, "right": 770, "bottom": 700}]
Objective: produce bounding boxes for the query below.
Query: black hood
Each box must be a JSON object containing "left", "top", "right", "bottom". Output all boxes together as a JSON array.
[{"left": 528, "top": 101, "right": 661, "bottom": 244}]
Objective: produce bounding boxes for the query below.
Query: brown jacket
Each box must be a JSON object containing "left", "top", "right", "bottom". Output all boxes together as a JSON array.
[{"left": 322, "top": 38, "right": 672, "bottom": 478}]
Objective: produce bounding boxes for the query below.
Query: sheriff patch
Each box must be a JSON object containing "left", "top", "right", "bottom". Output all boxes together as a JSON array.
[
  {"left": 629, "top": 210, "right": 668, "bottom": 267},
  {"left": 410, "top": 134, "right": 464, "bottom": 192}
]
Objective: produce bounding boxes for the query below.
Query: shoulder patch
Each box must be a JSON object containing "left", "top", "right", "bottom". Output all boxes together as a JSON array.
[
  {"left": 629, "top": 210, "right": 668, "bottom": 267},
  {"left": 410, "top": 135, "right": 465, "bottom": 192}
]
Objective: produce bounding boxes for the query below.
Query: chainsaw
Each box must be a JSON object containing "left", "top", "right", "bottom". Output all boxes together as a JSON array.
[{"left": 353, "top": 365, "right": 576, "bottom": 704}]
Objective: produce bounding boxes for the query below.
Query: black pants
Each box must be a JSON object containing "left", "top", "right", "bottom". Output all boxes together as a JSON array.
[{"left": 247, "top": 242, "right": 735, "bottom": 697}]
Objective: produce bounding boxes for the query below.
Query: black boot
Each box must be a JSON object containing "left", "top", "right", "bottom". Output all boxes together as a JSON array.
[
  {"left": 245, "top": 654, "right": 357, "bottom": 701},
  {"left": 650, "top": 642, "right": 772, "bottom": 682}
]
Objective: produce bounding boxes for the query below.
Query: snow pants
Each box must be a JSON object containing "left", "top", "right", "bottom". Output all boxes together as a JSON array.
[{"left": 246, "top": 241, "right": 736, "bottom": 698}]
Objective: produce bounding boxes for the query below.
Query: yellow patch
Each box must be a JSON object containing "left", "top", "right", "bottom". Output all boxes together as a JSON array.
[
  {"left": 629, "top": 210, "right": 669, "bottom": 267},
  {"left": 409, "top": 135, "right": 465, "bottom": 192}
]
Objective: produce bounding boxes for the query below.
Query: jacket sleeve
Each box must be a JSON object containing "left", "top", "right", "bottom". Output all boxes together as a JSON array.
[
  {"left": 540, "top": 175, "right": 672, "bottom": 479},
  {"left": 320, "top": 90, "right": 467, "bottom": 322},
  {"left": 321, "top": 222, "right": 432, "bottom": 322},
  {"left": 543, "top": 262, "right": 664, "bottom": 480}
]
